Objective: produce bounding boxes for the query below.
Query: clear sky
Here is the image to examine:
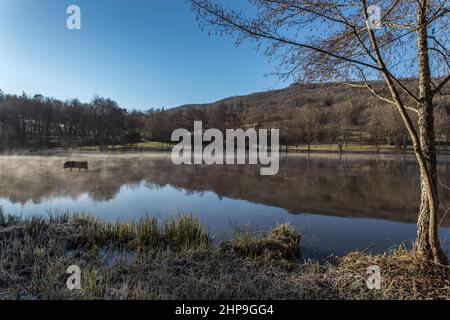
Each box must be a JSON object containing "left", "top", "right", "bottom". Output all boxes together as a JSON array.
[{"left": 0, "top": 0, "right": 285, "bottom": 110}]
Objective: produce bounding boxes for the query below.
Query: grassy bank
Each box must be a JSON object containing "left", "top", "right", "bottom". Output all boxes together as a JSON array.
[
  {"left": 9, "top": 140, "right": 449, "bottom": 155},
  {"left": 0, "top": 211, "right": 449, "bottom": 300},
  {"left": 284, "top": 143, "right": 450, "bottom": 154}
]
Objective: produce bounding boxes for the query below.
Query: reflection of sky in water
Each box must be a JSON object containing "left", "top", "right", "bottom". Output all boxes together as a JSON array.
[{"left": 2, "top": 181, "right": 449, "bottom": 259}]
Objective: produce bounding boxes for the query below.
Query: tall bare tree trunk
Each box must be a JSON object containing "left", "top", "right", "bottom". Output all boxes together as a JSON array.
[
  {"left": 414, "top": 101, "right": 446, "bottom": 263},
  {"left": 414, "top": 0, "right": 447, "bottom": 264}
]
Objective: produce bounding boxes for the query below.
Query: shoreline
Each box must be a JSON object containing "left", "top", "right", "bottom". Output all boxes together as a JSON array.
[
  {"left": 0, "top": 212, "right": 449, "bottom": 300},
  {"left": 1, "top": 147, "right": 450, "bottom": 157}
]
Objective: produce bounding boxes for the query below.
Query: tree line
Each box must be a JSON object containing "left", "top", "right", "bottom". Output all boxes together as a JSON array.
[
  {"left": 0, "top": 88, "right": 449, "bottom": 152},
  {"left": 0, "top": 91, "right": 145, "bottom": 149},
  {"left": 154, "top": 95, "right": 450, "bottom": 153}
]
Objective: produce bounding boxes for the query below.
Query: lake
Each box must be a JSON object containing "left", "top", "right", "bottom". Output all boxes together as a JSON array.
[{"left": 1, "top": 152, "right": 449, "bottom": 259}]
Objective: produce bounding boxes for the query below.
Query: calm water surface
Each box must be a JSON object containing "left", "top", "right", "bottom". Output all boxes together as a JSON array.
[{"left": 1, "top": 153, "right": 449, "bottom": 258}]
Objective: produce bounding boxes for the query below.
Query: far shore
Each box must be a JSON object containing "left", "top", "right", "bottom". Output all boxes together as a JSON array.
[{"left": 1, "top": 142, "right": 450, "bottom": 157}]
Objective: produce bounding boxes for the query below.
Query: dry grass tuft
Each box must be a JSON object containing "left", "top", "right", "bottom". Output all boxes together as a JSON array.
[
  {"left": 0, "top": 211, "right": 449, "bottom": 300},
  {"left": 336, "top": 249, "right": 450, "bottom": 299},
  {"left": 226, "top": 224, "right": 301, "bottom": 264}
]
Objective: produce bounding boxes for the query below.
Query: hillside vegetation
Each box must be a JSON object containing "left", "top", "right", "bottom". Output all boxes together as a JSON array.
[
  {"left": 167, "top": 81, "right": 450, "bottom": 152},
  {"left": 1, "top": 81, "right": 449, "bottom": 151}
]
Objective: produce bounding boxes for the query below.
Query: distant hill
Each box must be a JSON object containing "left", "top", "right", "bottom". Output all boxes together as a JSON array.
[
  {"left": 162, "top": 79, "right": 449, "bottom": 149},
  {"left": 169, "top": 79, "right": 449, "bottom": 122},
  {"left": 176, "top": 77, "right": 449, "bottom": 104}
]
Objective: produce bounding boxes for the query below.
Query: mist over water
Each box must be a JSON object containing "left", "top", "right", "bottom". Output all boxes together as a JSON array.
[{"left": 0, "top": 152, "right": 449, "bottom": 258}]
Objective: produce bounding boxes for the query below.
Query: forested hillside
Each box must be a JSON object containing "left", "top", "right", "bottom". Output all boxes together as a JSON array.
[
  {"left": 0, "top": 81, "right": 449, "bottom": 151},
  {"left": 163, "top": 81, "right": 450, "bottom": 151}
]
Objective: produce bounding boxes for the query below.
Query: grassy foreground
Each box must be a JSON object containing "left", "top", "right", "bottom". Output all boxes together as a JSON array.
[{"left": 0, "top": 211, "right": 449, "bottom": 300}]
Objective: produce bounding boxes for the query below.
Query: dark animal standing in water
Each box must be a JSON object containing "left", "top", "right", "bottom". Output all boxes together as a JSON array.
[{"left": 64, "top": 161, "right": 88, "bottom": 171}]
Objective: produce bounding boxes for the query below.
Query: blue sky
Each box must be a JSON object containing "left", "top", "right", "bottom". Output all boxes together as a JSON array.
[{"left": 0, "top": 0, "right": 285, "bottom": 110}]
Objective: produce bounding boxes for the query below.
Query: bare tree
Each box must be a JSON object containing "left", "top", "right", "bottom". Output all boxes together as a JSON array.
[
  {"left": 328, "top": 103, "right": 352, "bottom": 153},
  {"left": 384, "top": 107, "right": 410, "bottom": 151},
  {"left": 365, "top": 104, "right": 388, "bottom": 152},
  {"left": 189, "top": 0, "right": 450, "bottom": 263},
  {"left": 295, "top": 104, "right": 320, "bottom": 151},
  {"left": 147, "top": 108, "right": 172, "bottom": 146}
]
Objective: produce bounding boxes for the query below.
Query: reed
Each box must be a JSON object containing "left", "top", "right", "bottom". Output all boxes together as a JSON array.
[{"left": 0, "top": 210, "right": 448, "bottom": 300}]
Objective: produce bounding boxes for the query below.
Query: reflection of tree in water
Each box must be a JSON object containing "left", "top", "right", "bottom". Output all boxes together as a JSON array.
[{"left": 0, "top": 154, "right": 449, "bottom": 224}]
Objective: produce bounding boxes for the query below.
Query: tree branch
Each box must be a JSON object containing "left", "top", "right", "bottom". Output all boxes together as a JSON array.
[
  {"left": 432, "top": 74, "right": 450, "bottom": 96},
  {"left": 190, "top": 0, "right": 381, "bottom": 72}
]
